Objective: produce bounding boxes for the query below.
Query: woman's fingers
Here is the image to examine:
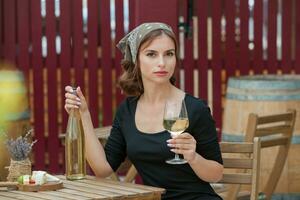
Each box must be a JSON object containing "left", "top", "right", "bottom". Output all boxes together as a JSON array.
[
  {"left": 64, "top": 97, "right": 80, "bottom": 113},
  {"left": 167, "top": 132, "right": 197, "bottom": 161},
  {"left": 167, "top": 132, "right": 197, "bottom": 162},
  {"left": 167, "top": 142, "right": 194, "bottom": 150},
  {"left": 64, "top": 85, "right": 90, "bottom": 114},
  {"left": 167, "top": 132, "right": 196, "bottom": 151},
  {"left": 64, "top": 104, "right": 79, "bottom": 110},
  {"left": 168, "top": 137, "right": 196, "bottom": 146},
  {"left": 64, "top": 85, "right": 82, "bottom": 113},
  {"left": 65, "top": 98, "right": 81, "bottom": 105},
  {"left": 177, "top": 139, "right": 196, "bottom": 146},
  {"left": 76, "top": 87, "right": 85, "bottom": 99},
  {"left": 65, "top": 85, "right": 74, "bottom": 93},
  {"left": 65, "top": 92, "right": 81, "bottom": 101},
  {"left": 65, "top": 91, "right": 81, "bottom": 107}
]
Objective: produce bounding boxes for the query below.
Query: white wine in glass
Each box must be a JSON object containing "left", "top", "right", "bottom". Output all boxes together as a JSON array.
[{"left": 163, "top": 99, "right": 189, "bottom": 164}]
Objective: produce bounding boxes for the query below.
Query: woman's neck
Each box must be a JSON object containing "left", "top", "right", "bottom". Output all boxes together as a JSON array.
[{"left": 140, "top": 83, "right": 174, "bottom": 104}]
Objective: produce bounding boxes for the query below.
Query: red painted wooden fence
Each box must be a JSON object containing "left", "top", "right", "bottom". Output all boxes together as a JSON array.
[
  {"left": 0, "top": 0, "right": 299, "bottom": 175},
  {"left": 253, "top": 0, "right": 263, "bottom": 74},
  {"left": 296, "top": 0, "right": 300, "bottom": 74},
  {"left": 32, "top": 0, "right": 45, "bottom": 170}
]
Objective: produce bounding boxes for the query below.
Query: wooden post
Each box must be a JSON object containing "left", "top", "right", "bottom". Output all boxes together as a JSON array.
[{"left": 130, "top": 0, "right": 178, "bottom": 35}]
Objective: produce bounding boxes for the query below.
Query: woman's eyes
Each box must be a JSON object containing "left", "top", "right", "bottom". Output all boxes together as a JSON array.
[
  {"left": 146, "top": 52, "right": 156, "bottom": 57},
  {"left": 166, "top": 52, "right": 174, "bottom": 57},
  {"left": 145, "top": 52, "right": 174, "bottom": 57}
]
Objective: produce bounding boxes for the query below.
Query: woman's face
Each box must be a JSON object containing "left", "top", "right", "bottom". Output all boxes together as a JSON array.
[{"left": 138, "top": 33, "right": 176, "bottom": 85}]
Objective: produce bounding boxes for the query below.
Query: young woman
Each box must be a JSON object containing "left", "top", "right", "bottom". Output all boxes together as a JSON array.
[{"left": 64, "top": 22, "right": 223, "bottom": 200}]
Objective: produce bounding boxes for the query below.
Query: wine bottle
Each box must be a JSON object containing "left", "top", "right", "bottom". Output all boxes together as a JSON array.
[{"left": 65, "top": 87, "right": 86, "bottom": 180}]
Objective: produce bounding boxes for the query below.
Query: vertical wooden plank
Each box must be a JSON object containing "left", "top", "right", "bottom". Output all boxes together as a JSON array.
[
  {"left": 31, "top": 0, "right": 45, "bottom": 170},
  {"left": 129, "top": 0, "right": 136, "bottom": 30},
  {"left": 196, "top": 0, "right": 208, "bottom": 100},
  {"left": 183, "top": 1, "right": 194, "bottom": 95},
  {"left": 0, "top": 0, "right": 3, "bottom": 59},
  {"left": 180, "top": 0, "right": 194, "bottom": 95},
  {"left": 253, "top": 0, "right": 263, "bottom": 74},
  {"left": 45, "top": 0, "right": 59, "bottom": 173},
  {"left": 281, "top": 0, "right": 292, "bottom": 73},
  {"left": 100, "top": 0, "right": 113, "bottom": 125},
  {"left": 211, "top": 0, "right": 222, "bottom": 132},
  {"left": 224, "top": 0, "right": 236, "bottom": 79},
  {"left": 267, "top": 0, "right": 277, "bottom": 73},
  {"left": 17, "top": 0, "right": 30, "bottom": 79},
  {"left": 59, "top": 0, "right": 72, "bottom": 173},
  {"left": 115, "top": 0, "right": 125, "bottom": 105},
  {"left": 72, "top": 0, "right": 84, "bottom": 88},
  {"left": 59, "top": 0, "right": 72, "bottom": 132},
  {"left": 3, "top": 0, "right": 16, "bottom": 64},
  {"left": 133, "top": 0, "right": 178, "bottom": 35},
  {"left": 87, "top": 0, "right": 99, "bottom": 126},
  {"left": 294, "top": 0, "right": 300, "bottom": 73},
  {"left": 239, "top": 0, "right": 250, "bottom": 75}
]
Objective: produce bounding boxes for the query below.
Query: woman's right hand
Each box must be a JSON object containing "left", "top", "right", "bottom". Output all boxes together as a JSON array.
[{"left": 64, "top": 86, "right": 89, "bottom": 114}]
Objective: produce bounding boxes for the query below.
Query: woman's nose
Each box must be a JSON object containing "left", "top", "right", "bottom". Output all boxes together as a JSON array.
[{"left": 157, "top": 55, "right": 165, "bottom": 68}]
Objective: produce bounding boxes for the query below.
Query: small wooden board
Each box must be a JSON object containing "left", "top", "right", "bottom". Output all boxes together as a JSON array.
[{"left": 17, "top": 181, "right": 63, "bottom": 192}]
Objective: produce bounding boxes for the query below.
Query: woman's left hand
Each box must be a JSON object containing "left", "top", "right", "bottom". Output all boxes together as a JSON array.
[{"left": 167, "top": 132, "right": 197, "bottom": 162}]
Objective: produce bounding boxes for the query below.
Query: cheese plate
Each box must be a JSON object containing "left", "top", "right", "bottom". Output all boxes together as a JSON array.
[
  {"left": 0, "top": 181, "right": 63, "bottom": 192},
  {"left": 18, "top": 181, "right": 63, "bottom": 192}
]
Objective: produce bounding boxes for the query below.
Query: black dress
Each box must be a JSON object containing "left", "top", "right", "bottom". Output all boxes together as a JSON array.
[{"left": 104, "top": 94, "right": 223, "bottom": 200}]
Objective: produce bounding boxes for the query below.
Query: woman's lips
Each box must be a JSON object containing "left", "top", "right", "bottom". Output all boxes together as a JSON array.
[{"left": 153, "top": 71, "right": 168, "bottom": 76}]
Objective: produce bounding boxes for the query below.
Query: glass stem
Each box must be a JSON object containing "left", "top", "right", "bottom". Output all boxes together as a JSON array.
[{"left": 174, "top": 153, "right": 180, "bottom": 160}]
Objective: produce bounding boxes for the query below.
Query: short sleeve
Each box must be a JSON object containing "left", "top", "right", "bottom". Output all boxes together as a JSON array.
[
  {"left": 104, "top": 107, "right": 127, "bottom": 171},
  {"left": 189, "top": 104, "right": 223, "bottom": 164}
]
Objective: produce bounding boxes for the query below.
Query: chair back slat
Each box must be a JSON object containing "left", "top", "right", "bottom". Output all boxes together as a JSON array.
[
  {"left": 220, "top": 173, "right": 252, "bottom": 184},
  {"left": 222, "top": 158, "right": 253, "bottom": 169},
  {"left": 260, "top": 136, "right": 289, "bottom": 148},
  {"left": 255, "top": 125, "right": 293, "bottom": 137},
  {"left": 256, "top": 112, "right": 294, "bottom": 125},
  {"left": 220, "top": 142, "right": 253, "bottom": 153}
]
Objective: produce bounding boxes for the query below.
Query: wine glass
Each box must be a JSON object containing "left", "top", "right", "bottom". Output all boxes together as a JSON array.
[{"left": 163, "top": 99, "right": 189, "bottom": 164}]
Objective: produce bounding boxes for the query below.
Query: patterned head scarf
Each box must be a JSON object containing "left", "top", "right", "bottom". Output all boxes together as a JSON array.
[{"left": 116, "top": 22, "right": 174, "bottom": 64}]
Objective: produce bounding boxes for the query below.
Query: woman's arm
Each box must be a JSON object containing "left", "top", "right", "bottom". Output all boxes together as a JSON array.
[
  {"left": 80, "top": 110, "right": 114, "bottom": 177},
  {"left": 167, "top": 133, "right": 223, "bottom": 182},
  {"left": 65, "top": 86, "right": 113, "bottom": 177},
  {"left": 188, "top": 151, "right": 223, "bottom": 182}
]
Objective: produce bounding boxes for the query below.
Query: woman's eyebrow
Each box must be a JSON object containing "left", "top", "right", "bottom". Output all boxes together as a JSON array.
[
  {"left": 166, "top": 49, "right": 175, "bottom": 52},
  {"left": 143, "top": 49, "right": 175, "bottom": 52},
  {"left": 144, "top": 49, "right": 157, "bottom": 52}
]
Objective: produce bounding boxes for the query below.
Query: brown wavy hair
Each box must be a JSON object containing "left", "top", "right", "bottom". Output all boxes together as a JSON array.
[{"left": 118, "top": 29, "right": 179, "bottom": 96}]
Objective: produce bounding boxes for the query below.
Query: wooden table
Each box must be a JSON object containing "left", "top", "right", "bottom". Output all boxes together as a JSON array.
[{"left": 0, "top": 175, "right": 165, "bottom": 200}]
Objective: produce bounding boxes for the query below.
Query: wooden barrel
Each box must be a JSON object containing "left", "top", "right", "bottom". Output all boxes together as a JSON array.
[
  {"left": 0, "top": 70, "right": 30, "bottom": 181},
  {"left": 222, "top": 75, "right": 300, "bottom": 196}
]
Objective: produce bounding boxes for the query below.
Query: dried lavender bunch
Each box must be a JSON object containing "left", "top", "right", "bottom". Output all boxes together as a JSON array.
[{"left": 5, "top": 129, "right": 37, "bottom": 161}]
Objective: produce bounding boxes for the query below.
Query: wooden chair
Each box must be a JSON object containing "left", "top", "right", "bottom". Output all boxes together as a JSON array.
[
  {"left": 59, "top": 126, "right": 138, "bottom": 183},
  {"left": 225, "top": 109, "right": 296, "bottom": 200},
  {"left": 217, "top": 137, "right": 261, "bottom": 200}
]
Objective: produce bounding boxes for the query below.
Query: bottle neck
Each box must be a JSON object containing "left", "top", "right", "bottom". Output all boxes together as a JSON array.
[
  {"left": 69, "top": 108, "right": 80, "bottom": 118},
  {"left": 69, "top": 87, "right": 80, "bottom": 118}
]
